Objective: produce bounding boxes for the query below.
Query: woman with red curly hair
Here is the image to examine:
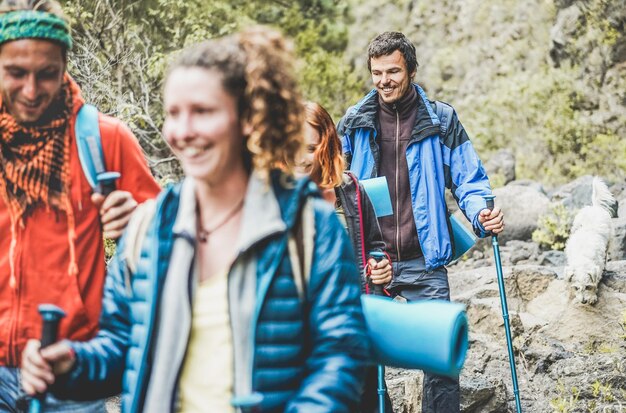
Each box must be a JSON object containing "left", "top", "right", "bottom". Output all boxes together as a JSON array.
[{"left": 301, "top": 101, "right": 394, "bottom": 413}]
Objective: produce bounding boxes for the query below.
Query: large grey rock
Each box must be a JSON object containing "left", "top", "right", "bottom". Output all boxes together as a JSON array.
[
  {"left": 386, "top": 368, "right": 422, "bottom": 413},
  {"left": 549, "top": 4, "right": 583, "bottom": 67},
  {"left": 460, "top": 376, "right": 509, "bottom": 413},
  {"left": 499, "top": 240, "right": 540, "bottom": 265},
  {"left": 550, "top": 176, "right": 619, "bottom": 216},
  {"left": 539, "top": 250, "right": 567, "bottom": 267},
  {"left": 549, "top": 175, "right": 595, "bottom": 210},
  {"left": 506, "top": 179, "right": 546, "bottom": 194},
  {"left": 617, "top": 194, "right": 626, "bottom": 218},
  {"left": 608, "top": 217, "right": 626, "bottom": 261},
  {"left": 521, "top": 336, "right": 574, "bottom": 375},
  {"left": 484, "top": 149, "right": 516, "bottom": 186},
  {"left": 608, "top": 182, "right": 626, "bottom": 203},
  {"left": 492, "top": 185, "right": 550, "bottom": 244},
  {"left": 604, "top": 260, "right": 626, "bottom": 293},
  {"left": 545, "top": 354, "right": 626, "bottom": 411}
]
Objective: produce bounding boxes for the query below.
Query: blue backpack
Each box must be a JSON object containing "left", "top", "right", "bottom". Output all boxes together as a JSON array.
[
  {"left": 434, "top": 101, "right": 477, "bottom": 261},
  {"left": 75, "top": 104, "right": 120, "bottom": 195}
]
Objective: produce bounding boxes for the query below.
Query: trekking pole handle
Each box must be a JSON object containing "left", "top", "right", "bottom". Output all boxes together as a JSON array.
[
  {"left": 38, "top": 304, "right": 65, "bottom": 347},
  {"left": 483, "top": 195, "right": 497, "bottom": 239},
  {"left": 96, "top": 172, "right": 121, "bottom": 197},
  {"left": 29, "top": 305, "right": 66, "bottom": 413},
  {"left": 484, "top": 195, "right": 495, "bottom": 211},
  {"left": 369, "top": 251, "right": 386, "bottom": 296}
]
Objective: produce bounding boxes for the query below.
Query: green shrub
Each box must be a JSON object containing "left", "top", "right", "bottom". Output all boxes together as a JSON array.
[
  {"left": 104, "top": 238, "right": 117, "bottom": 264},
  {"left": 532, "top": 203, "right": 573, "bottom": 250},
  {"left": 488, "top": 173, "right": 507, "bottom": 190},
  {"left": 550, "top": 379, "right": 580, "bottom": 412}
]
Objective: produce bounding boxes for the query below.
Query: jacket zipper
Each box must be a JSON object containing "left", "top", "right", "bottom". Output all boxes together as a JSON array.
[
  {"left": 132, "top": 204, "right": 164, "bottom": 413},
  {"left": 394, "top": 106, "right": 402, "bottom": 261},
  {"left": 169, "top": 265, "right": 195, "bottom": 412},
  {"left": 8, "top": 228, "right": 22, "bottom": 366},
  {"left": 8, "top": 291, "right": 17, "bottom": 366}
]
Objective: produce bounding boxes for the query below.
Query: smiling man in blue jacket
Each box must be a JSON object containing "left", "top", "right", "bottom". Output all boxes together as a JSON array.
[{"left": 338, "top": 31, "right": 505, "bottom": 413}]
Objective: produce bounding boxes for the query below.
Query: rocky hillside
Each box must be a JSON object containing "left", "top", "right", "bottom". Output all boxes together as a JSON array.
[
  {"left": 386, "top": 168, "right": 626, "bottom": 412},
  {"left": 344, "top": 0, "right": 625, "bottom": 184},
  {"left": 388, "top": 259, "right": 626, "bottom": 413}
]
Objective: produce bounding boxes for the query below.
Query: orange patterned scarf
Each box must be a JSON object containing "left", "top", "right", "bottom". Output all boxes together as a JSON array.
[
  {"left": 0, "top": 78, "right": 73, "bottom": 219},
  {"left": 0, "top": 75, "right": 82, "bottom": 283}
]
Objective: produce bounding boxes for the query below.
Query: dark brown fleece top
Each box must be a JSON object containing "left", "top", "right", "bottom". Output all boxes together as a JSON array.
[{"left": 377, "top": 86, "right": 423, "bottom": 261}]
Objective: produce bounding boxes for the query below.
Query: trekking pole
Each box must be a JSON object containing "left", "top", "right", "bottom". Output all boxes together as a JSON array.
[
  {"left": 96, "top": 171, "right": 121, "bottom": 196},
  {"left": 484, "top": 195, "right": 522, "bottom": 413},
  {"left": 28, "top": 304, "right": 66, "bottom": 413},
  {"left": 96, "top": 172, "right": 121, "bottom": 246},
  {"left": 368, "top": 251, "right": 388, "bottom": 413},
  {"left": 231, "top": 392, "right": 263, "bottom": 413}
]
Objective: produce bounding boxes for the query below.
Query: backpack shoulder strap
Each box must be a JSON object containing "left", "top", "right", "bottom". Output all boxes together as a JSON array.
[
  {"left": 287, "top": 197, "right": 315, "bottom": 301},
  {"left": 434, "top": 100, "right": 454, "bottom": 143},
  {"left": 344, "top": 171, "right": 368, "bottom": 272},
  {"left": 75, "top": 103, "right": 105, "bottom": 190},
  {"left": 123, "top": 198, "right": 157, "bottom": 276}
]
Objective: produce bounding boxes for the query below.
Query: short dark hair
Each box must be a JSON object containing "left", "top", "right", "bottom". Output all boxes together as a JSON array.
[{"left": 367, "top": 31, "right": 418, "bottom": 75}]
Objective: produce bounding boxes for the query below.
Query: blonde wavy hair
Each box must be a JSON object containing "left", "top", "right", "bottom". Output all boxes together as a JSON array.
[{"left": 167, "top": 26, "right": 304, "bottom": 176}]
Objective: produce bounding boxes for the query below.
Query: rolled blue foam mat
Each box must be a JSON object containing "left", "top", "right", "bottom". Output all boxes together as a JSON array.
[
  {"left": 360, "top": 177, "right": 393, "bottom": 217},
  {"left": 361, "top": 295, "right": 469, "bottom": 378},
  {"left": 450, "top": 214, "right": 476, "bottom": 261}
]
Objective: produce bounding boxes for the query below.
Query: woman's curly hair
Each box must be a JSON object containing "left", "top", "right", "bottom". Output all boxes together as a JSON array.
[
  {"left": 167, "top": 26, "right": 304, "bottom": 176},
  {"left": 304, "top": 101, "right": 344, "bottom": 190}
]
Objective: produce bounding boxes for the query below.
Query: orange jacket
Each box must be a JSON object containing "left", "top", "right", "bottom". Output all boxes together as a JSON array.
[{"left": 0, "top": 90, "right": 161, "bottom": 367}]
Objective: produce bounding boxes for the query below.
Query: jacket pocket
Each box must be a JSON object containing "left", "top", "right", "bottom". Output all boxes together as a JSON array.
[{"left": 21, "top": 270, "right": 93, "bottom": 344}]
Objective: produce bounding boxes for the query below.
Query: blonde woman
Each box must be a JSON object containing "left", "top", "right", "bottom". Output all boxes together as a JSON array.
[{"left": 21, "top": 27, "right": 369, "bottom": 413}]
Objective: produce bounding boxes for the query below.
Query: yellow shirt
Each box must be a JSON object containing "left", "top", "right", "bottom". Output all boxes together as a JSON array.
[{"left": 177, "top": 270, "right": 234, "bottom": 413}]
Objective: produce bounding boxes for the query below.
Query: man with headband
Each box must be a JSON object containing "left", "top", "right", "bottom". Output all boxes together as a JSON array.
[{"left": 0, "top": 1, "right": 160, "bottom": 411}]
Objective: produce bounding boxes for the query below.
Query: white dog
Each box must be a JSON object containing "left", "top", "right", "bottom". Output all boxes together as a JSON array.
[{"left": 564, "top": 178, "right": 616, "bottom": 305}]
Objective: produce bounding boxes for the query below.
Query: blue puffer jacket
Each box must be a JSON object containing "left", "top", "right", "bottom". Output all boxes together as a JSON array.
[
  {"left": 52, "top": 172, "right": 369, "bottom": 413},
  {"left": 338, "top": 84, "right": 492, "bottom": 270}
]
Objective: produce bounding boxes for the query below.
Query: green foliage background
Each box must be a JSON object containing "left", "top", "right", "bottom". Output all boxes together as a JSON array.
[
  {"left": 61, "top": 0, "right": 625, "bottom": 185},
  {"left": 62, "top": 0, "right": 366, "bottom": 181},
  {"left": 401, "top": 0, "right": 625, "bottom": 186}
]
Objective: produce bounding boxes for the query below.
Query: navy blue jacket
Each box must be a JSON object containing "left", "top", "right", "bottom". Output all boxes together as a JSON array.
[
  {"left": 338, "top": 85, "right": 492, "bottom": 270},
  {"left": 53, "top": 173, "right": 369, "bottom": 413}
]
